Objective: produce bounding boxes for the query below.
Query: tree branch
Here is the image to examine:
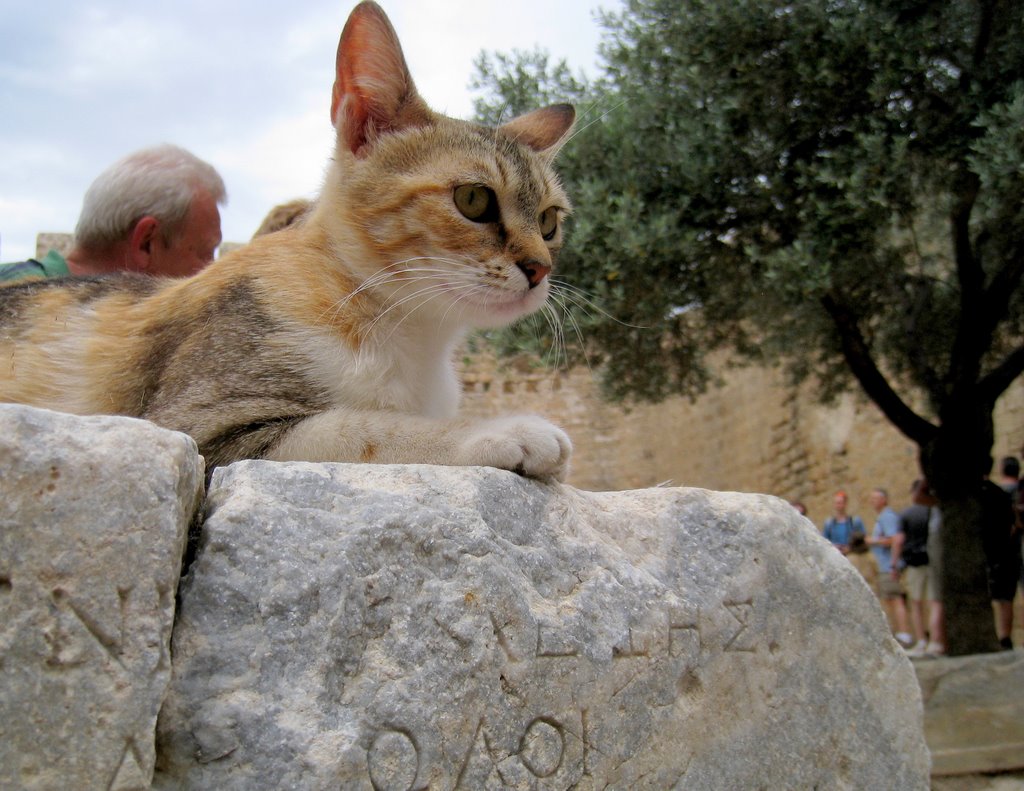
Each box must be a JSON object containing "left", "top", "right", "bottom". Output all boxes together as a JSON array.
[
  {"left": 821, "top": 294, "right": 938, "bottom": 445},
  {"left": 944, "top": 0, "right": 999, "bottom": 387},
  {"left": 980, "top": 249, "right": 1024, "bottom": 341},
  {"left": 903, "top": 278, "right": 946, "bottom": 399},
  {"left": 950, "top": 171, "right": 982, "bottom": 303},
  {"left": 946, "top": 168, "right": 988, "bottom": 394},
  {"left": 979, "top": 344, "right": 1024, "bottom": 406}
]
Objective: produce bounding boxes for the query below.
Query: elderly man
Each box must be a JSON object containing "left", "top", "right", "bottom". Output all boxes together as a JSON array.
[{"left": 1, "top": 144, "right": 225, "bottom": 281}]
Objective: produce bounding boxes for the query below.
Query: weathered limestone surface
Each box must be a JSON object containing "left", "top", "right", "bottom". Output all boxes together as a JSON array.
[
  {"left": 154, "top": 461, "right": 930, "bottom": 789},
  {"left": 0, "top": 405, "right": 203, "bottom": 791},
  {"left": 916, "top": 650, "right": 1024, "bottom": 776}
]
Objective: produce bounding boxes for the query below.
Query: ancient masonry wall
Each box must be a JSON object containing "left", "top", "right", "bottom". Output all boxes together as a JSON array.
[{"left": 459, "top": 352, "right": 1024, "bottom": 526}]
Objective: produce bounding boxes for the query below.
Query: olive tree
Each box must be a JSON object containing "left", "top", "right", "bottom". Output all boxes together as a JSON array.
[{"left": 474, "top": 0, "right": 1024, "bottom": 655}]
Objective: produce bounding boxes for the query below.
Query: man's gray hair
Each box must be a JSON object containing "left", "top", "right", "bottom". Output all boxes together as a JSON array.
[{"left": 73, "top": 144, "right": 227, "bottom": 247}]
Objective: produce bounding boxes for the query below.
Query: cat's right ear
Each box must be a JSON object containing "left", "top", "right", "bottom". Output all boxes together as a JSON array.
[
  {"left": 499, "top": 104, "right": 576, "bottom": 157},
  {"left": 331, "top": 1, "right": 431, "bottom": 156}
]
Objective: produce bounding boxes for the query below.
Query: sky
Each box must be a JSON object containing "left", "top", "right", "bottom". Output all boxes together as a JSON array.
[{"left": 0, "top": 0, "right": 614, "bottom": 262}]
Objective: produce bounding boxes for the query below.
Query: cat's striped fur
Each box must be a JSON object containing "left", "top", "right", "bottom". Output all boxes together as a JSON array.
[{"left": 0, "top": 1, "right": 574, "bottom": 480}]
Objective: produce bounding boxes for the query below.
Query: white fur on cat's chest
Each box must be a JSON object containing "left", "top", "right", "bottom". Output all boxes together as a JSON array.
[{"left": 299, "top": 326, "right": 462, "bottom": 419}]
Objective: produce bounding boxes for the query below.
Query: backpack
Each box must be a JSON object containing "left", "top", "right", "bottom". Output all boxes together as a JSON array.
[{"left": 900, "top": 506, "right": 930, "bottom": 567}]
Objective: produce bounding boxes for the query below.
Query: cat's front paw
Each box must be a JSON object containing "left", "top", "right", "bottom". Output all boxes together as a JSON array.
[{"left": 458, "top": 416, "right": 572, "bottom": 481}]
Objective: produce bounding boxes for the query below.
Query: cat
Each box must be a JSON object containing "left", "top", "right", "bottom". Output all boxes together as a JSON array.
[{"left": 0, "top": 1, "right": 574, "bottom": 481}]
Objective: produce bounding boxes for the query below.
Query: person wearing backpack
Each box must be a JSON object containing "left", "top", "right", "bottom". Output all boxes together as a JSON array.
[
  {"left": 821, "top": 490, "right": 865, "bottom": 555},
  {"left": 895, "top": 480, "right": 934, "bottom": 656}
]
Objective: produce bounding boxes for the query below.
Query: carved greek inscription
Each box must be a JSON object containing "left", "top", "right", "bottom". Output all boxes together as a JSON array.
[
  {"left": 535, "top": 623, "right": 577, "bottom": 658},
  {"left": 367, "top": 727, "right": 422, "bottom": 791},
  {"left": 489, "top": 612, "right": 519, "bottom": 662},
  {"left": 107, "top": 737, "right": 146, "bottom": 791},
  {"left": 518, "top": 716, "right": 565, "bottom": 778},
  {"left": 668, "top": 617, "right": 701, "bottom": 663},
  {"left": 46, "top": 587, "right": 130, "bottom": 669},
  {"left": 498, "top": 596, "right": 758, "bottom": 669},
  {"left": 722, "top": 598, "right": 756, "bottom": 653},
  {"left": 454, "top": 718, "right": 507, "bottom": 789},
  {"left": 43, "top": 605, "right": 86, "bottom": 668},
  {"left": 450, "top": 713, "right": 579, "bottom": 788},
  {"left": 580, "top": 708, "right": 594, "bottom": 778},
  {"left": 612, "top": 626, "right": 655, "bottom": 659},
  {"left": 403, "top": 597, "right": 761, "bottom": 787}
]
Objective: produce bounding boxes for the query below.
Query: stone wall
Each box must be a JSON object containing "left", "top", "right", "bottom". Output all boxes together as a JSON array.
[
  {"left": 34, "top": 232, "right": 73, "bottom": 259},
  {"left": 460, "top": 352, "right": 1024, "bottom": 524}
]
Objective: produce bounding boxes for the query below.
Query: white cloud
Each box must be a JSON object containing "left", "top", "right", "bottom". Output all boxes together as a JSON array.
[
  {"left": 1, "top": 0, "right": 613, "bottom": 261},
  {"left": 61, "top": 10, "right": 175, "bottom": 91},
  {"left": 211, "top": 107, "right": 334, "bottom": 243}
]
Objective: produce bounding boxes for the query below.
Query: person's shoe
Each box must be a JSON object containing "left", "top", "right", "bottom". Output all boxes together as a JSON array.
[
  {"left": 907, "top": 639, "right": 928, "bottom": 657},
  {"left": 895, "top": 632, "right": 915, "bottom": 648},
  {"left": 923, "top": 641, "right": 945, "bottom": 658},
  {"left": 999, "top": 636, "right": 1014, "bottom": 650}
]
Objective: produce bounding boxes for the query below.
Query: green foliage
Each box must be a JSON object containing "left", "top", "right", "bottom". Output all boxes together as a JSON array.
[
  {"left": 472, "top": 0, "right": 1024, "bottom": 655},
  {"left": 471, "top": 49, "right": 591, "bottom": 126},
  {"left": 472, "top": 0, "right": 1024, "bottom": 423}
]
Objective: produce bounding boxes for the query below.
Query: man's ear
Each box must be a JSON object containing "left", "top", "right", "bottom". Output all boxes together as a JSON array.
[{"left": 128, "top": 216, "right": 160, "bottom": 271}]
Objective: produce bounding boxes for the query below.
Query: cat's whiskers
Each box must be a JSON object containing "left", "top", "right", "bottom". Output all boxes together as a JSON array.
[
  {"left": 356, "top": 254, "right": 536, "bottom": 341},
  {"left": 311, "top": 252, "right": 588, "bottom": 374},
  {"left": 551, "top": 292, "right": 593, "bottom": 372},
  {"left": 312, "top": 266, "right": 398, "bottom": 328},
  {"left": 314, "top": 256, "right": 471, "bottom": 331},
  {"left": 560, "top": 98, "right": 629, "bottom": 150},
  {"left": 538, "top": 302, "right": 569, "bottom": 370},
  {"left": 370, "top": 282, "right": 489, "bottom": 346},
  {"left": 539, "top": 292, "right": 583, "bottom": 371},
  {"left": 439, "top": 280, "right": 507, "bottom": 329},
  {"left": 504, "top": 278, "right": 627, "bottom": 374},
  {"left": 361, "top": 271, "right": 493, "bottom": 341},
  {"left": 320, "top": 256, "right": 635, "bottom": 373},
  {"left": 363, "top": 282, "right": 455, "bottom": 335},
  {"left": 549, "top": 278, "right": 648, "bottom": 329}
]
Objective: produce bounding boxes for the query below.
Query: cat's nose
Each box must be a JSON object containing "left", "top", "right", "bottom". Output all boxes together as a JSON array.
[{"left": 517, "top": 259, "right": 551, "bottom": 289}]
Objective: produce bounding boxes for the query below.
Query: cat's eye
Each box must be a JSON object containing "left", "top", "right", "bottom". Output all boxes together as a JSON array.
[
  {"left": 454, "top": 184, "right": 499, "bottom": 223},
  {"left": 539, "top": 207, "right": 559, "bottom": 241}
]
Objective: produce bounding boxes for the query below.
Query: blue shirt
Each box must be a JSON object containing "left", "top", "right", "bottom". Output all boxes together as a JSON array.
[
  {"left": 822, "top": 515, "right": 865, "bottom": 549},
  {"left": 871, "top": 506, "right": 902, "bottom": 573}
]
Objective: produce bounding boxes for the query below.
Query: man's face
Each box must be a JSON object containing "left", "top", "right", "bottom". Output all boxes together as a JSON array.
[
  {"left": 833, "top": 493, "right": 847, "bottom": 514},
  {"left": 153, "top": 188, "right": 222, "bottom": 277},
  {"left": 869, "top": 490, "right": 886, "bottom": 512}
]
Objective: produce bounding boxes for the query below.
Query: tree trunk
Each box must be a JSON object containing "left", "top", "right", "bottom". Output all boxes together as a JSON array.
[
  {"left": 921, "top": 408, "right": 1001, "bottom": 657},
  {"left": 936, "top": 494, "right": 1000, "bottom": 656}
]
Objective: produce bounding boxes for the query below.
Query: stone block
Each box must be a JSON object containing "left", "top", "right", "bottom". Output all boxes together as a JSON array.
[
  {"left": 916, "top": 651, "right": 1024, "bottom": 776},
  {"left": 34, "top": 232, "right": 73, "bottom": 259},
  {"left": 0, "top": 405, "right": 203, "bottom": 790},
  {"left": 155, "top": 461, "right": 929, "bottom": 789}
]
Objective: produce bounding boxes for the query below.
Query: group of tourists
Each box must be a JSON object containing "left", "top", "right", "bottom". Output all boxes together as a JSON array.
[{"left": 796, "top": 459, "right": 1023, "bottom": 658}]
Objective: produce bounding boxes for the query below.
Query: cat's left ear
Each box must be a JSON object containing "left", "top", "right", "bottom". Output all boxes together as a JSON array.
[
  {"left": 331, "top": 1, "right": 431, "bottom": 156},
  {"left": 499, "top": 104, "right": 576, "bottom": 157}
]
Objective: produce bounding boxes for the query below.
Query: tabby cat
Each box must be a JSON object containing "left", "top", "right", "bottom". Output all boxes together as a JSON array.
[{"left": 0, "top": 1, "right": 574, "bottom": 480}]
